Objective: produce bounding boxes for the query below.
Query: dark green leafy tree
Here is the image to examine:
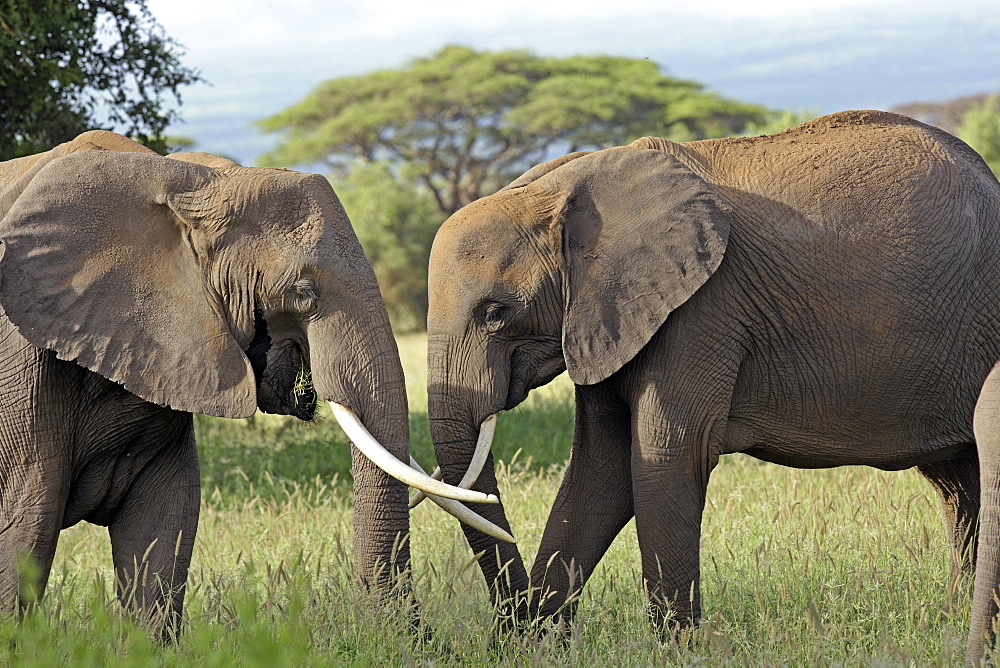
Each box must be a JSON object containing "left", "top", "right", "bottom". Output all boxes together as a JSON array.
[
  {"left": 258, "top": 45, "right": 772, "bottom": 215},
  {"left": 0, "top": 0, "right": 202, "bottom": 159},
  {"left": 958, "top": 94, "right": 1000, "bottom": 178}
]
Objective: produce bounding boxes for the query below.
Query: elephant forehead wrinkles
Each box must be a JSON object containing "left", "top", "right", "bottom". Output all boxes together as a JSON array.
[
  {"left": 202, "top": 173, "right": 343, "bottom": 249},
  {"left": 441, "top": 209, "right": 559, "bottom": 283}
]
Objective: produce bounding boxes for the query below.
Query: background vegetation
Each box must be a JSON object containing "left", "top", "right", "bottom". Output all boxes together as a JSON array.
[
  {"left": 257, "top": 45, "right": 773, "bottom": 214},
  {"left": 3, "top": 4, "right": 1000, "bottom": 661},
  {"left": 958, "top": 95, "right": 1000, "bottom": 177},
  {"left": 4, "top": 335, "right": 975, "bottom": 665},
  {"left": 0, "top": 0, "right": 201, "bottom": 158}
]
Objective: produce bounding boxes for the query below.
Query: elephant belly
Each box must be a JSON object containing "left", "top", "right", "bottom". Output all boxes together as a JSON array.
[
  {"left": 715, "top": 284, "right": 987, "bottom": 470},
  {"left": 727, "top": 418, "right": 975, "bottom": 470},
  {"left": 721, "top": 371, "right": 978, "bottom": 470}
]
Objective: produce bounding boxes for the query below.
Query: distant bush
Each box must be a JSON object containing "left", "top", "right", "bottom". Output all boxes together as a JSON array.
[
  {"left": 258, "top": 45, "right": 774, "bottom": 217},
  {"left": 332, "top": 163, "right": 442, "bottom": 333},
  {"left": 958, "top": 94, "right": 1000, "bottom": 178},
  {"left": 741, "top": 109, "right": 818, "bottom": 137}
]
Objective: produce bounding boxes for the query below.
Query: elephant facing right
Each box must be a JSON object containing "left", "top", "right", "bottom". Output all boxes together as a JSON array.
[{"left": 420, "top": 110, "right": 1000, "bottom": 663}]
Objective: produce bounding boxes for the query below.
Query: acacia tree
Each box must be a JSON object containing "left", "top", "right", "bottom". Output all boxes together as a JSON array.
[
  {"left": 257, "top": 45, "right": 772, "bottom": 215},
  {"left": 0, "top": 0, "right": 202, "bottom": 159}
]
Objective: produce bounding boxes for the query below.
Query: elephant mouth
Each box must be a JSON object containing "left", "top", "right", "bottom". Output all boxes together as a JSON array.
[
  {"left": 288, "top": 352, "right": 318, "bottom": 420},
  {"left": 245, "top": 309, "right": 316, "bottom": 421},
  {"left": 267, "top": 341, "right": 316, "bottom": 421}
]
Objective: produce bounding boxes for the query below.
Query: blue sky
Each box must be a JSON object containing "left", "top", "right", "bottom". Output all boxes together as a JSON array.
[{"left": 146, "top": 0, "right": 1000, "bottom": 165}]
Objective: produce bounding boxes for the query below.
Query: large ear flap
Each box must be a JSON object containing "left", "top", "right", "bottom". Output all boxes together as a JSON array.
[
  {"left": 0, "top": 130, "right": 155, "bottom": 218},
  {"left": 0, "top": 149, "right": 258, "bottom": 418},
  {"left": 534, "top": 145, "right": 732, "bottom": 385}
]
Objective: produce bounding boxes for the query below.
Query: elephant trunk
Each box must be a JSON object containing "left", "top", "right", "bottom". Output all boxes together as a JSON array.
[
  {"left": 427, "top": 386, "right": 530, "bottom": 624},
  {"left": 309, "top": 308, "right": 412, "bottom": 596},
  {"left": 968, "top": 363, "right": 1000, "bottom": 663}
]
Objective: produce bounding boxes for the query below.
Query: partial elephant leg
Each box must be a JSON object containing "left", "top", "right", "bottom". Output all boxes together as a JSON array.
[
  {"left": 916, "top": 452, "right": 979, "bottom": 577},
  {"left": 108, "top": 421, "right": 199, "bottom": 639},
  {"left": 968, "top": 364, "right": 1000, "bottom": 664},
  {"left": 530, "top": 383, "right": 634, "bottom": 625},
  {"left": 631, "top": 401, "right": 722, "bottom": 633},
  {"left": 632, "top": 462, "right": 711, "bottom": 631},
  {"left": 0, "top": 453, "right": 69, "bottom": 609}
]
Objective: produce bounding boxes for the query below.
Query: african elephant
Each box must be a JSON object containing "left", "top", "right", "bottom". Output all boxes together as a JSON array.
[
  {"left": 420, "top": 111, "right": 1000, "bottom": 662},
  {"left": 0, "top": 130, "right": 492, "bottom": 635}
]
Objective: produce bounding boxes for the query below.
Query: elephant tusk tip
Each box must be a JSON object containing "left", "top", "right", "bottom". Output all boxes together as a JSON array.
[{"left": 485, "top": 493, "right": 499, "bottom": 504}]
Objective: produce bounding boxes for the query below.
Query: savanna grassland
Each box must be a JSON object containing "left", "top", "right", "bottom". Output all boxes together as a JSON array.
[{"left": 1, "top": 334, "right": 974, "bottom": 665}]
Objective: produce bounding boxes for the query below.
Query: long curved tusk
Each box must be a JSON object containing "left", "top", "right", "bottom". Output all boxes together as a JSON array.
[
  {"left": 329, "top": 402, "right": 498, "bottom": 504},
  {"left": 409, "top": 414, "right": 497, "bottom": 509},
  {"left": 408, "top": 457, "right": 515, "bottom": 543}
]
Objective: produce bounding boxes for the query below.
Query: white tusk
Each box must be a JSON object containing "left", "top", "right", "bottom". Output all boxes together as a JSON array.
[
  {"left": 408, "top": 457, "right": 515, "bottom": 543},
  {"left": 329, "top": 402, "right": 498, "bottom": 505},
  {"left": 409, "top": 414, "right": 497, "bottom": 509}
]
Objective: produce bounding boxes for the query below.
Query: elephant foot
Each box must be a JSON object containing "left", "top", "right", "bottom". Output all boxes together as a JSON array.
[{"left": 647, "top": 600, "right": 702, "bottom": 647}]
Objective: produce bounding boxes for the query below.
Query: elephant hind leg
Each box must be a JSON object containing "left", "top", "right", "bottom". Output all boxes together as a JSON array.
[{"left": 917, "top": 451, "right": 979, "bottom": 577}]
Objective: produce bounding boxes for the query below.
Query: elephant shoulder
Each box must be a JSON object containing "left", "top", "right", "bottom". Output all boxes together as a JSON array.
[
  {"left": 68, "top": 130, "right": 157, "bottom": 155},
  {"left": 627, "top": 136, "right": 715, "bottom": 179}
]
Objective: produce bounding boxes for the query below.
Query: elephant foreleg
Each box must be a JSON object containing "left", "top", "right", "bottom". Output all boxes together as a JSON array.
[
  {"left": 530, "top": 383, "right": 634, "bottom": 626},
  {"left": 631, "top": 403, "right": 721, "bottom": 635},
  {"left": 108, "top": 423, "right": 199, "bottom": 640},
  {"left": 0, "top": 453, "right": 68, "bottom": 611},
  {"left": 916, "top": 452, "right": 979, "bottom": 578}
]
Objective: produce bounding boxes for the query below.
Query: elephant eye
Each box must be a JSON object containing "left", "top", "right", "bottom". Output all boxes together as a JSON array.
[
  {"left": 291, "top": 279, "right": 319, "bottom": 313},
  {"left": 482, "top": 301, "right": 508, "bottom": 332}
]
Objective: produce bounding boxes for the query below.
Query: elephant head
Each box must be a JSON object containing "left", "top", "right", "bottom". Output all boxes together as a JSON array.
[
  {"left": 0, "top": 132, "right": 493, "bottom": 598},
  {"left": 423, "top": 144, "right": 732, "bottom": 617}
]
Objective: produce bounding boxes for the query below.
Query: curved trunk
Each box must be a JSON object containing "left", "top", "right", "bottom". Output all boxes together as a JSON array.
[
  {"left": 310, "top": 307, "right": 412, "bottom": 597},
  {"left": 969, "top": 363, "right": 1000, "bottom": 663},
  {"left": 426, "top": 336, "right": 530, "bottom": 624}
]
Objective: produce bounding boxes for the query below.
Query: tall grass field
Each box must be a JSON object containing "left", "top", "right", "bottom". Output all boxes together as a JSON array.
[{"left": 2, "top": 334, "right": 974, "bottom": 664}]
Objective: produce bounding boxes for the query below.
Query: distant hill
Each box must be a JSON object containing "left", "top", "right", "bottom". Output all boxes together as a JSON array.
[{"left": 891, "top": 94, "right": 997, "bottom": 134}]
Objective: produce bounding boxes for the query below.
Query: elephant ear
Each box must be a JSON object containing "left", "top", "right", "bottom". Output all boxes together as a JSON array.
[
  {"left": 535, "top": 145, "right": 732, "bottom": 385},
  {"left": 0, "top": 149, "right": 258, "bottom": 418},
  {"left": 0, "top": 130, "right": 154, "bottom": 218}
]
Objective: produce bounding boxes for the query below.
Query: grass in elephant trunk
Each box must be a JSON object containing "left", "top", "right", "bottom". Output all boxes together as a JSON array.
[{"left": 7, "top": 333, "right": 970, "bottom": 664}]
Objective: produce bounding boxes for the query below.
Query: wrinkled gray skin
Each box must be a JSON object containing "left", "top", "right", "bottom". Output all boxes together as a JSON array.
[
  {"left": 0, "top": 131, "right": 411, "bottom": 635},
  {"left": 425, "top": 111, "right": 1000, "bottom": 663}
]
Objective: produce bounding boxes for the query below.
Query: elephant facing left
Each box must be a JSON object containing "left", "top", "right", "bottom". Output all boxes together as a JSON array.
[{"left": 0, "top": 131, "right": 488, "bottom": 636}]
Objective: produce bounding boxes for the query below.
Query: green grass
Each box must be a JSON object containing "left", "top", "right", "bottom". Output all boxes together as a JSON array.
[{"left": 7, "top": 333, "right": 975, "bottom": 664}]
